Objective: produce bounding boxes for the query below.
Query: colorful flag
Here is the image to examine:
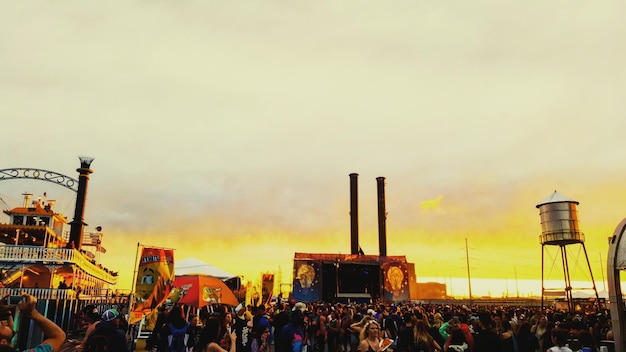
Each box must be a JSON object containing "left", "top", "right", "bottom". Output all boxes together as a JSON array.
[
  {"left": 261, "top": 273, "right": 274, "bottom": 305},
  {"left": 129, "top": 246, "right": 174, "bottom": 324}
]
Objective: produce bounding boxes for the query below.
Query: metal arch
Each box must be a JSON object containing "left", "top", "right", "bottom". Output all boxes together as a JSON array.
[
  {"left": 608, "top": 217, "right": 626, "bottom": 352},
  {"left": 0, "top": 168, "right": 79, "bottom": 193}
]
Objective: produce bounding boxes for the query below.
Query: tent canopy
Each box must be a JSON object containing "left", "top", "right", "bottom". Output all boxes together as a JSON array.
[
  {"left": 172, "top": 275, "right": 239, "bottom": 307},
  {"left": 175, "top": 257, "right": 237, "bottom": 280}
]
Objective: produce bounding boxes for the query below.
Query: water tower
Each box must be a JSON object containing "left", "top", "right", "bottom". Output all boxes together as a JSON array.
[{"left": 537, "top": 191, "right": 600, "bottom": 311}]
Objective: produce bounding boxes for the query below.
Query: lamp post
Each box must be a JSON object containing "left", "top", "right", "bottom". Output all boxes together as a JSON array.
[{"left": 334, "top": 260, "right": 340, "bottom": 299}]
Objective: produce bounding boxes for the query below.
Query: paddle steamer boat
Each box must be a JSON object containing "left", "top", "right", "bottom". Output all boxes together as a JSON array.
[{"left": 0, "top": 157, "right": 126, "bottom": 348}]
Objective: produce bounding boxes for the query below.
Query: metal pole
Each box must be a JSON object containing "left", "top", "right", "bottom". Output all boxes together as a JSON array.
[
  {"left": 541, "top": 244, "right": 545, "bottom": 309},
  {"left": 561, "top": 245, "right": 574, "bottom": 312},
  {"left": 581, "top": 243, "right": 601, "bottom": 306},
  {"left": 514, "top": 267, "right": 519, "bottom": 298},
  {"left": 129, "top": 243, "right": 142, "bottom": 308},
  {"left": 465, "top": 238, "right": 472, "bottom": 303},
  {"left": 599, "top": 251, "right": 606, "bottom": 292}
]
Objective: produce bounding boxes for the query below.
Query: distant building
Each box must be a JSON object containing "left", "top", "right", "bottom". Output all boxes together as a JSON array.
[{"left": 412, "top": 282, "right": 448, "bottom": 300}]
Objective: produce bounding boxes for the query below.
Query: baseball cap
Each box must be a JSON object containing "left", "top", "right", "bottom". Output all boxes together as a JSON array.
[
  {"left": 235, "top": 303, "right": 245, "bottom": 314},
  {"left": 102, "top": 308, "right": 120, "bottom": 322},
  {"left": 82, "top": 304, "right": 100, "bottom": 321},
  {"left": 292, "top": 302, "right": 306, "bottom": 312}
]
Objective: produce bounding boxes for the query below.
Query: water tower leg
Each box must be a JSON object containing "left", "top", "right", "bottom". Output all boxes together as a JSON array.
[
  {"left": 541, "top": 245, "right": 545, "bottom": 309},
  {"left": 560, "top": 245, "right": 574, "bottom": 312},
  {"left": 581, "top": 243, "right": 601, "bottom": 307}
]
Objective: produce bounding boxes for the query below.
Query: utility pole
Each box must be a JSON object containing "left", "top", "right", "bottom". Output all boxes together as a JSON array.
[
  {"left": 465, "top": 238, "right": 472, "bottom": 303},
  {"left": 515, "top": 267, "right": 520, "bottom": 298}
]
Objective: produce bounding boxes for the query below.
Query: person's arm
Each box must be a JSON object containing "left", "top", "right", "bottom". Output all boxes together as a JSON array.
[
  {"left": 19, "top": 294, "right": 65, "bottom": 351},
  {"left": 250, "top": 339, "right": 260, "bottom": 352},
  {"left": 432, "top": 339, "right": 442, "bottom": 352},
  {"left": 358, "top": 339, "right": 368, "bottom": 352},
  {"left": 350, "top": 322, "right": 362, "bottom": 334},
  {"left": 207, "top": 331, "right": 237, "bottom": 352},
  {"left": 438, "top": 322, "right": 450, "bottom": 341}
]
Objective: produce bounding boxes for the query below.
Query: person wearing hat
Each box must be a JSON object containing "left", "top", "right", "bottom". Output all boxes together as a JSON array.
[
  {"left": 292, "top": 302, "right": 307, "bottom": 313},
  {"left": 79, "top": 308, "right": 129, "bottom": 352},
  {"left": 233, "top": 303, "right": 252, "bottom": 352},
  {"left": 77, "top": 305, "right": 100, "bottom": 339},
  {"left": 272, "top": 303, "right": 290, "bottom": 348}
]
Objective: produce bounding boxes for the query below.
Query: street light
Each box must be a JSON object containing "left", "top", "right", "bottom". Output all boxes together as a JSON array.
[{"left": 334, "top": 259, "right": 340, "bottom": 299}]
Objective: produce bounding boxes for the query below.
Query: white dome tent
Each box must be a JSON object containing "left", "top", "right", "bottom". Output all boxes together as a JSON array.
[{"left": 174, "top": 257, "right": 237, "bottom": 280}]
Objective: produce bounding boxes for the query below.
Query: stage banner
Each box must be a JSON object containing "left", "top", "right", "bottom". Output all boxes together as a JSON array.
[
  {"left": 382, "top": 262, "right": 409, "bottom": 302},
  {"left": 262, "top": 273, "right": 275, "bottom": 305},
  {"left": 291, "top": 260, "right": 321, "bottom": 302},
  {"left": 130, "top": 246, "right": 175, "bottom": 324}
]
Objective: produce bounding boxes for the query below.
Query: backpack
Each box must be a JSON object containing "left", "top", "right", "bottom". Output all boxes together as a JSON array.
[
  {"left": 85, "top": 322, "right": 128, "bottom": 352},
  {"left": 382, "top": 317, "right": 399, "bottom": 339},
  {"left": 292, "top": 331, "right": 304, "bottom": 352},
  {"left": 308, "top": 314, "right": 319, "bottom": 333},
  {"left": 167, "top": 322, "right": 190, "bottom": 352}
]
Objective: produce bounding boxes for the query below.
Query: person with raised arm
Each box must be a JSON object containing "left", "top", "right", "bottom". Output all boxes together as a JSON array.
[{"left": 0, "top": 294, "right": 66, "bottom": 352}]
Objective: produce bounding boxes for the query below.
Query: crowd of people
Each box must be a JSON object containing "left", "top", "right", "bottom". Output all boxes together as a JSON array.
[
  {"left": 0, "top": 295, "right": 616, "bottom": 352},
  {"left": 139, "top": 300, "right": 615, "bottom": 352}
]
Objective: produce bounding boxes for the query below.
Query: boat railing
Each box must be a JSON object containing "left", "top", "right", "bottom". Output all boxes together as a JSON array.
[
  {"left": 0, "top": 245, "right": 117, "bottom": 284},
  {"left": 0, "top": 287, "right": 75, "bottom": 300},
  {"left": 0, "top": 287, "right": 130, "bottom": 302}
]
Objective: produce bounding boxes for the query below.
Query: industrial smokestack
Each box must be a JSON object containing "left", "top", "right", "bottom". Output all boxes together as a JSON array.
[
  {"left": 349, "top": 173, "right": 360, "bottom": 255},
  {"left": 68, "top": 156, "right": 94, "bottom": 250},
  {"left": 376, "top": 177, "right": 387, "bottom": 257}
]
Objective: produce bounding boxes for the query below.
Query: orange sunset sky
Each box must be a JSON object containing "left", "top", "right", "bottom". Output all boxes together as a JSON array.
[{"left": 2, "top": 1, "right": 626, "bottom": 297}]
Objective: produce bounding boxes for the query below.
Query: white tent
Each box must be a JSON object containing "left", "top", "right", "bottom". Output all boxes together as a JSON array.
[{"left": 174, "top": 257, "right": 237, "bottom": 280}]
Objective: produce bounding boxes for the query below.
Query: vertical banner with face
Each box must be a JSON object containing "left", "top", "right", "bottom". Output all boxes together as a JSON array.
[
  {"left": 130, "top": 246, "right": 174, "bottom": 324},
  {"left": 382, "top": 262, "right": 409, "bottom": 302},
  {"left": 262, "top": 273, "right": 275, "bottom": 305},
  {"left": 291, "top": 260, "right": 321, "bottom": 302}
]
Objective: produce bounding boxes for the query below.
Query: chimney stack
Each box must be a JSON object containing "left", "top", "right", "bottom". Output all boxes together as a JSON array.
[
  {"left": 349, "top": 173, "right": 360, "bottom": 255},
  {"left": 68, "top": 156, "right": 94, "bottom": 250},
  {"left": 376, "top": 177, "right": 387, "bottom": 257}
]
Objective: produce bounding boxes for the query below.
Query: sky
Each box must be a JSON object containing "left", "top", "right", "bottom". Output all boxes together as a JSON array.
[{"left": 2, "top": 1, "right": 626, "bottom": 298}]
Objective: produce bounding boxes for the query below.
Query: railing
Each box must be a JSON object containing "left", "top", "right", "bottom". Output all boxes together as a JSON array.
[
  {"left": 0, "top": 245, "right": 117, "bottom": 284},
  {"left": 540, "top": 231, "right": 585, "bottom": 244},
  {"left": 1, "top": 288, "right": 130, "bottom": 351},
  {"left": 0, "top": 287, "right": 130, "bottom": 302},
  {"left": 0, "top": 288, "right": 75, "bottom": 300}
]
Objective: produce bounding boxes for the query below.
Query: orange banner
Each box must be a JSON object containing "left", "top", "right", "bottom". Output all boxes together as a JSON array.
[{"left": 130, "top": 247, "right": 174, "bottom": 324}]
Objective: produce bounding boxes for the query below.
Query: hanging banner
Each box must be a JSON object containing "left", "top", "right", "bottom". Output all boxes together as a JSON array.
[
  {"left": 291, "top": 260, "right": 321, "bottom": 302},
  {"left": 129, "top": 246, "right": 174, "bottom": 324},
  {"left": 382, "top": 262, "right": 409, "bottom": 302},
  {"left": 261, "top": 273, "right": 274, "bottom": 305}
]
